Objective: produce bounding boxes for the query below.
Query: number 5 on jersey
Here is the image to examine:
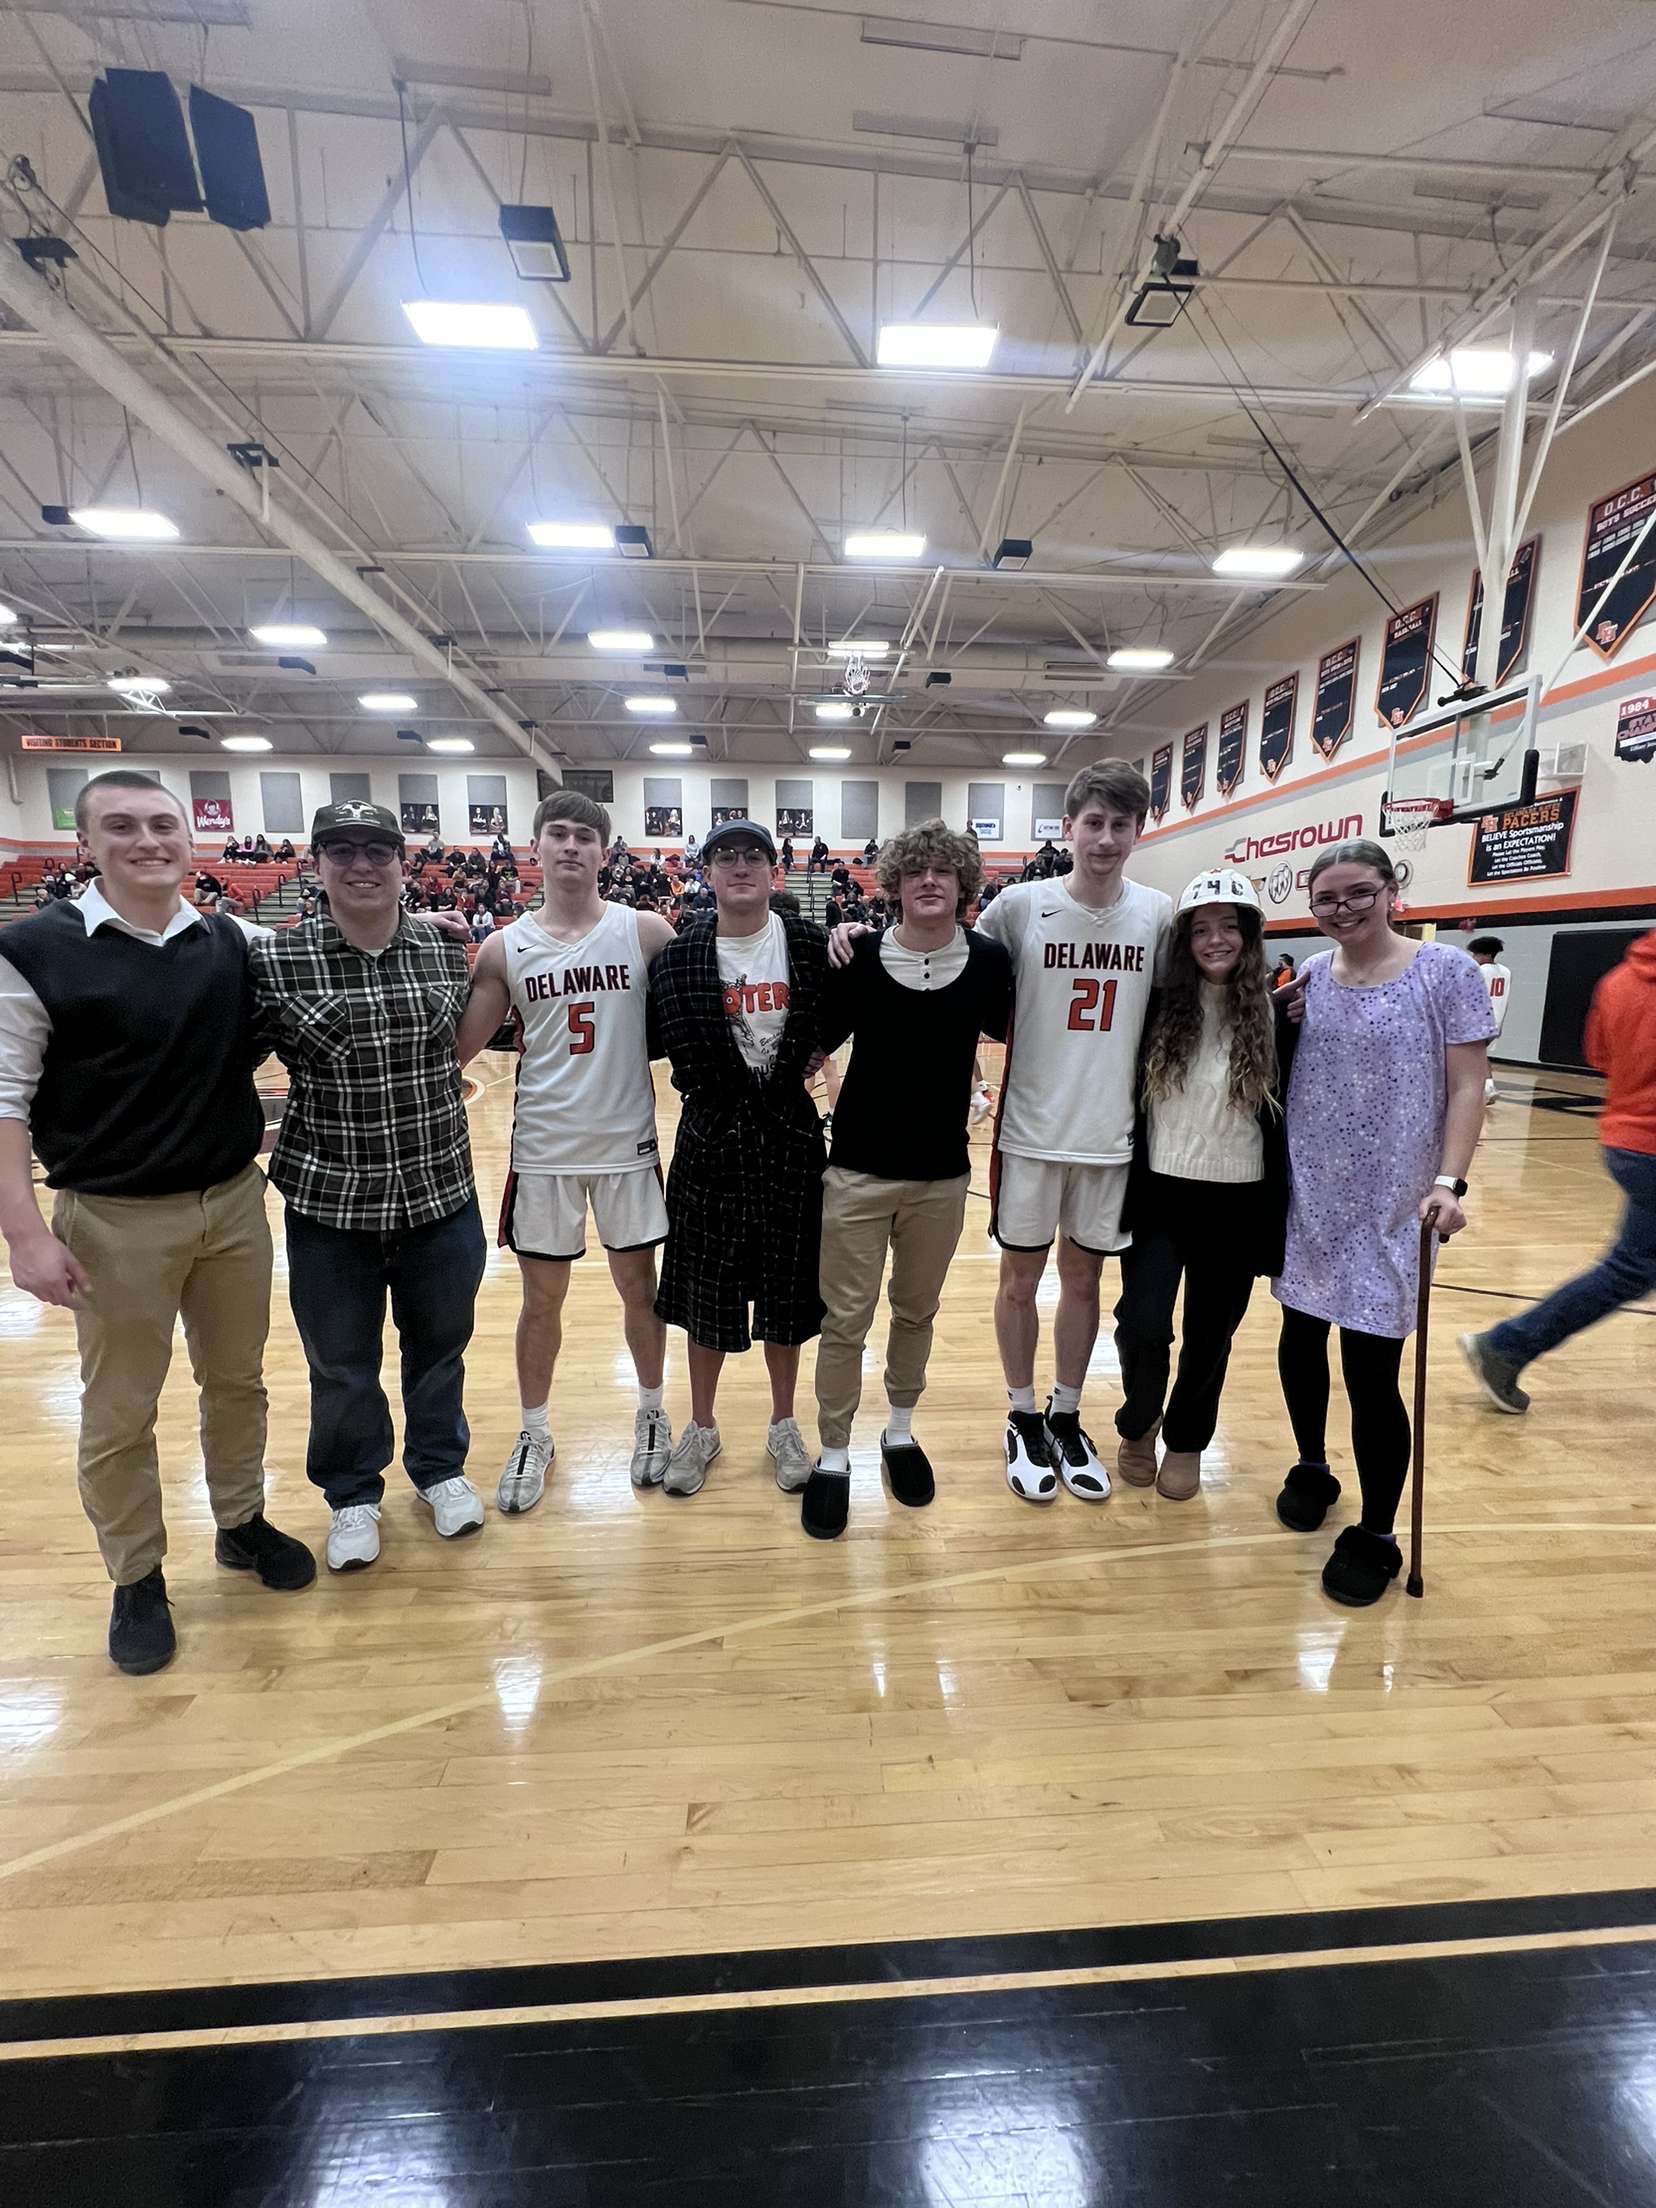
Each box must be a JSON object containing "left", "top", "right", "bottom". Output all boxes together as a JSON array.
[
  {"left": 568, "top": 1001, "right": 595, "bottom": 1055},
  {"left": 1066, "top": 977, "right": 1118, "bottom": 1032}
]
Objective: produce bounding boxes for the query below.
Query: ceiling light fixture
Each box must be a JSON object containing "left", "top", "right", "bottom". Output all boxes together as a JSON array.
[
  {"left": 0, "top": 603, "right": 16, "bottom": 625},
  {"left": 827, "top": 639, "right": 889, "bottom": 657},
  {"left": 648, "top": 740, "right": 694, "bottom": 757},
  {"left": 844, "top": 531, "right": 926, "bottom": 561},
  {"left": 527, "top": 520, "right": 614, "bottom": 550},
  {"left": 625, "top": 695, "right": 677, "bottom": 716},
  {"left": 107, "top": 674, "right": 172, "bottom": 696},
  {"left": 1125, "top": 232, "right": 1198, "bottom": 330},
  {"left": 615, "top": 525, "right": 654, "bottom": 559},
  {"left": 69, "top": 507, "right": 180, "bottom": 541},
  {"left": 587, "top": 628, "right": 655, "bottom": 652},
  {"left": 219, "top": 734, "right": 272, "bottom": 752},
  {"left": 498, "top": 203, "right": 572, "bottom": 283},
  {"left": 1211, "top": 546, "right": 1305, "bottom": 580},
  {"left": 401, "top": 300, "right": 538, "bottom": 350},
  {"left": 992, "top": 537, "right": 1033, "bottom": 570},
  {"left": 1043, "top": 708, "right": 1097, "bottom": 729},
  {"left": 1003, "top": 750, "right": 1046, "bottom": 766},
  {"left": 1107, "top": 647, "right": 1175, "bottom": 671},
  {"left": 425, "top": 737, "right": 476, "bottom": 754},
  {"left": 814, "top": 701, "right": 855, "bottom": 721},
  {"left": 876, "top": 322, "right": 998, "bottom": 370},
  {"left": 809, "top": 745, "right": 853, "bottom": 761},
  {"left": 359, "top": 691, "right": 418, "bottom": 711},
  {"left": 1409, "top": 347, "right": 1553, "bottom": 396},
  {"left": 249, "top": 622, "right": 328, "bottom": 647}
]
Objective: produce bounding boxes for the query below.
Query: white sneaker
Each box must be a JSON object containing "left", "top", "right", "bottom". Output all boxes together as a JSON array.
[
  {"left": 663, "top": 1421, "right": 721, "bottom": 1497},
  {"left": 630, "top": 1406, "right": 673, "bottom": 1489},
  {"left": 418, "top": 1475, "right": 485, "bottom": 1538},
  {"left": 768, "top": 1416, "right": 813, "bottom": 1493},
  {"left": 327, "top": 1503, "right": 381, "bottom": 1572},
  {"left": 498, "top": 1430, "right": 553, "bottom": 1515}
]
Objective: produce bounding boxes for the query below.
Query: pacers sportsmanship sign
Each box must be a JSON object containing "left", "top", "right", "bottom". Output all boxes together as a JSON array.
[
  {"left": 1468, "top": 791, "right": 1578, "bottom": 885},
  {"left": 1217, "top": 701, "right": 1247, "bottom": 796},
  {"left": 1578, "top": 471, "right": 1656, "bottom": 659}
]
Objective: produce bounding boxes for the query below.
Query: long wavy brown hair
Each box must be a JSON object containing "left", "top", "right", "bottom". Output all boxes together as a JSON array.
[{"left": 1142, "top": 904, "right": 1277, "bottom": 1115}]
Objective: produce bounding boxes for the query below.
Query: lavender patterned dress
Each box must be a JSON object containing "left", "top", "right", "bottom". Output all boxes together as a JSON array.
[{"left": 1273, "top": 944, "right": 1494, "bottom": 1339}]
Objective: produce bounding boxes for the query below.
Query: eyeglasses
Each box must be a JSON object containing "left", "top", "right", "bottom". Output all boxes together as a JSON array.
[
  {"left": 320, "top": 838, "right": 401, "bottom": 867},
  {"left": 1309, "top": 883, "right": 1384, "bottom": 917},
  {"left": 709, "top": 845, "right": 769, "bottom": 868}
]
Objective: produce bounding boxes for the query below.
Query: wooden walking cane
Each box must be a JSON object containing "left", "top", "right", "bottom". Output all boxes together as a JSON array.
[{"left": 1408, "top": 1216, "right": 1434, "bottom": 1599}]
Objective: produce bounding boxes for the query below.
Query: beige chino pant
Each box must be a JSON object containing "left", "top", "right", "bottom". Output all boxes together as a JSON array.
[
  {"left": 52, "top": 1161, "right": 272, "bottom": 1584},
  {"left": 815, "top": 1166, "right": 970, "bottom": 1450}
]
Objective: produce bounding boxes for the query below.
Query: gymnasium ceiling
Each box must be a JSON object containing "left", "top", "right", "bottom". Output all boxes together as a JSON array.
[{"left": 0, "top": 0, "right": 1655, "bottom": 776}]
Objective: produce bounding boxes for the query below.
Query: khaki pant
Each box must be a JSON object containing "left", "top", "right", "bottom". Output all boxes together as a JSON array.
[
  {"left": 815, "top": 1166, "right": 969, "bottom": 1449},
  {"left": 53, "top": 1162, "right": 272, "bottom": 1584}
]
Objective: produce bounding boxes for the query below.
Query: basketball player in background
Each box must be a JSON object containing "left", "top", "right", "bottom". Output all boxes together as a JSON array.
[
  {"left": 1468, "top": 936, "right": 1512, "bottom": 1102},
  {"left": 974, "top": 763, "right": 1173, "bottom": 1502},
  {"left": 458, "top": 792, "right": 675, "bottom": 1510}
]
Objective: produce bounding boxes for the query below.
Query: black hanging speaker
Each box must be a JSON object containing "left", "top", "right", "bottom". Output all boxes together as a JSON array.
[
  {"left": 189, "top": 85, "right": 270, "bottom": 232},
  {"left": 89, "top": 69, "right": 202, "bottom": 225}
]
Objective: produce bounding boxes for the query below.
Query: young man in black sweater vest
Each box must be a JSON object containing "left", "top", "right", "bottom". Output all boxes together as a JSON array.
[
  {"left": 802, "top": 820, "right": 1013, "bottom": 1539},
  {"left": 0, "top": 772, "right": 313, "bottom": 1674}
]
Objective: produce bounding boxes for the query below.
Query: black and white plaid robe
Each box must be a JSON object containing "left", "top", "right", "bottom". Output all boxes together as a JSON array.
[{"left": 650, "top": 907, "right": 829, "bottom": 1351}]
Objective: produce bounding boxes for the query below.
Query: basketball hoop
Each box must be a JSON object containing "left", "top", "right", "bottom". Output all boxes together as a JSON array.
[{"left": 1382, "top": 795, "right": 1454, "bottom": 854}]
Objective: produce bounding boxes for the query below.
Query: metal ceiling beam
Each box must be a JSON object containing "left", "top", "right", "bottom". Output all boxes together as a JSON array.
[{"left": 310, "top": 108, "right": 443, "bottom": 341}]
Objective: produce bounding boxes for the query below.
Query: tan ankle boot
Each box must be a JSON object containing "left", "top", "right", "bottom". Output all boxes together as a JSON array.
[
  {"left": 1116, "top": 1420, "right": 1160, "bottom": 1487},
  {"left": 1156, "top": 1449, "right": 1201, "bottom": 1501}
]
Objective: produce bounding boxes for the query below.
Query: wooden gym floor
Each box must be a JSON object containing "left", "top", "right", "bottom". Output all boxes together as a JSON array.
[{"left": 0, "top": 1051, "right": 1650, "bottom": 2023}]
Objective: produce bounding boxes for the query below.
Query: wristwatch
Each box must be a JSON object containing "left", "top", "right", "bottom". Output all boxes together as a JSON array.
[{"left": 1434, "top": 1175, "right": 1469, "bottom": 1197}]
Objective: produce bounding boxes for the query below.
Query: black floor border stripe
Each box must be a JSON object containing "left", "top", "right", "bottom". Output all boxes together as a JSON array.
[{"left": 6, "top": 1885, "right": 1656, "bottom": 2047}]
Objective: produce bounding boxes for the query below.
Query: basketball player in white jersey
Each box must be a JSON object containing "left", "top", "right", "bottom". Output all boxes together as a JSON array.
[
  {"left": 975, "top": 762, "right": 1173, "bottom": 1503},
  {"left": 457, "top": 792, "right": 675, "bottom": 1510},
  {"left": 1468, "top": 936, "right": 1512, "bottom": 1102}
]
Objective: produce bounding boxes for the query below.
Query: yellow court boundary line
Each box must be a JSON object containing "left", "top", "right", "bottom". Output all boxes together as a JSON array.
[
  {"left": 4, "top": 1517, "right": 1656, "bottom": 1889},
  {"left": 8, "top": 1919, "right": 1656, "bottom": 2065}
]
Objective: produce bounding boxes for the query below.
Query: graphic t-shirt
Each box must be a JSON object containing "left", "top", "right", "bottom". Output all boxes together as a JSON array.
[{"left": 716, "top": 912, "right": 790, "bottom": 1074}]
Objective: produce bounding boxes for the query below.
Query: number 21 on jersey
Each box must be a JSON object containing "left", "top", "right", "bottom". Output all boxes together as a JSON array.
[{"left": 1066, "top": 977, "right": 1117, "bottom": 1032}]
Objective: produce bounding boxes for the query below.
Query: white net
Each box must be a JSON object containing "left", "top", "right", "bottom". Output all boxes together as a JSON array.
[{"left": 1383, "top": 797, "right": 1447, "bottom": 854}]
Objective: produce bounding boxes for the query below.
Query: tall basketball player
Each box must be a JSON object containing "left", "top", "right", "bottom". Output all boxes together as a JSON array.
[
  {"left": 1467, "top": 936, "right": 1512, "bottom": 1102},
  {"left": 975, "top": 762, "right": 1173, "bottom": 1503},
  {"left": 457, "top": 791, "right": 675, "bottom": 1510}
]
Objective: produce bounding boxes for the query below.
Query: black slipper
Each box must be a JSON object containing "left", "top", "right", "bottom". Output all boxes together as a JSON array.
[
  {"left": 880, "top": 1436, "right": 935, "bottom": 1508},
  {"left": 1275, "top": 1461, "right": 1341, "bottom": 1533},
  {"left": 1321, "top": 1525, "right": 1402, "bottom": 1607},
  {"left": 801, "top": 1468, "right": 849, "bottom": 1541}
]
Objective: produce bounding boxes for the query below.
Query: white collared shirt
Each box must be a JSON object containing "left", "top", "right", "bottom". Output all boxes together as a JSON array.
[{"left": 0, "top": 887, "right": 267, "bottom": 1121}]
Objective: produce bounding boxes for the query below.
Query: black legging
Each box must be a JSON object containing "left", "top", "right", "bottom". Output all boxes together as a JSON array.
[{"left": 1277, "top": 1305, "right": 1409, "bottom": 1533}]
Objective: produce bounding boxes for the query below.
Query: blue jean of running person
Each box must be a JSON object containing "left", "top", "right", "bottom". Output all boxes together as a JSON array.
[
  {"left": 1486, "top": 1148, "right": 1656, "bottom": 1373},
  {"left": 285, "top": 1198, "right": 487, "bottom": 1507}
]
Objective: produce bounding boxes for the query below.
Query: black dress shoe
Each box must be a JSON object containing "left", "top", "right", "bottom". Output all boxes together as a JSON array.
[
  {"left": 215, "top": 1513, "right": 317, "bottom": 1591},
  {"left": 109, "top": 1569, "right": 176, "bottom": 1675},
  {"left": 880, "top": 1436, "right": 935, "bottom": 1507},
  {"left": 1322, "top": 1525, "right": 1403, "bottom": 1608},
  {"left": 801, "top": 1468, "right": 850, "bottom": 1541},
  {"left": 1275, "top": 1462, "right": 1341, "bottom": 1533}
]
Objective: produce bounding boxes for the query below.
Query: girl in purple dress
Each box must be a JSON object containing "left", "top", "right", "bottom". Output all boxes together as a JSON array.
[{"left": 1273, "top": 840, "right": 1492, "bottom": 1606}]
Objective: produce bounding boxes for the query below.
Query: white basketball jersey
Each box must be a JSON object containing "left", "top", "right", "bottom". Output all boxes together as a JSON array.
[
  {"left": 503, "top": 903, "right": 659, "bottom": 1174},
  {"left": 978, "top": 877, "right": 1173, "bottom": 1164},
  {"left": 1483, "top": 961, "right": 1512, "bottom": 1037}
]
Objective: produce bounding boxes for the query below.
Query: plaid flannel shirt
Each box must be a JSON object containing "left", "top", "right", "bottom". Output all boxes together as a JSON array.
[{"left": 249, "top": 914, "right": 474, "bottom": 1232}]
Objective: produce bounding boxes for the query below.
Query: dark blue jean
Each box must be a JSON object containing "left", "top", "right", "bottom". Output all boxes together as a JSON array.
[
  {"left": 285, "top": 1197, "right": 487, "bottom": 1508},
  {"left": 1489, "top": 1147, "right": 1656, "bottom": 1374}
]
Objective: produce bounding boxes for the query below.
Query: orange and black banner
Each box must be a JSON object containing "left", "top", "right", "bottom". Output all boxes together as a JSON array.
[
  {"left": 1180, "top": 722, "right": 1208, "bottom": 810},
  {"left": 1260, "top": 673, "right": 1297, "bottom": 779},
  {"left": 1217, "top": 701, "right": 1247, "bottom": 796},
  {"left": 1376, "top": 596, "right": 1437, "bottom": 730},
  {"left": 1577, "top": 471, "right": 1656, "bottom": 660},
  {"left": 1463, "top": 538, "right": 1538, "bottom": 685},
  {"left": 1312, "top": 641, "right": 1358, "bottom": 759},
  {"left": 1149, "top": 743, "right": 1173, "bottom": 822}
]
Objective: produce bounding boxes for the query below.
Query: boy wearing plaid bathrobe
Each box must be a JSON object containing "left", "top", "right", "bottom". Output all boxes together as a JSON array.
[{"left": 650, "top": 819, "right": 830, "bottom": 1497}]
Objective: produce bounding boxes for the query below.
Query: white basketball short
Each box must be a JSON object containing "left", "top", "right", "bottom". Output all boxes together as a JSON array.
[
  {"left": 990, "top": 1154, "right": 1131, "bottom": 1256},
  {"left": 501, "top": 1168, "right": 668, "bottom": 1262}
]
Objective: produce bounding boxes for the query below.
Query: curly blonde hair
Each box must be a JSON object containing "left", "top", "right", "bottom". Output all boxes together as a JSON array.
[
  {"left": 1142, "top": 904, "right": 1277, "bottom": 1116},
  {"left": 875, "top": 818, "right": 983, "bottom": 913}
]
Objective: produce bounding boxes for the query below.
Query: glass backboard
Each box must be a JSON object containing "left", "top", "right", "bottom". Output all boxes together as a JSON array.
[{"left": 1381, "top": 672, "right": 1541, "bottom": 830}]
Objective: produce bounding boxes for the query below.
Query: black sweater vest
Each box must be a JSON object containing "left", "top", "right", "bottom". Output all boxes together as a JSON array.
[{"left": 3, "top": 902, "right": 264, "bottom": 1196}]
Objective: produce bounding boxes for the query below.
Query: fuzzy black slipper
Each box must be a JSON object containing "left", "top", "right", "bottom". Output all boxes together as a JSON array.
[
  {"left": 801, "top": 1468, "right": 850, "bottom": 1541},
  {"left": 1321, "top": 1524, "right": 1402, "bottom": 1607},
  {"left": 1275, "top": 1461, "right": 1342, "bottom": 1533},
  {"left": 880, "top": 1437, "right": 935, "bottom": 1508}
]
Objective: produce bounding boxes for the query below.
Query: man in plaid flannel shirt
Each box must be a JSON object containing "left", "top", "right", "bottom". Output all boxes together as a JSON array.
[{"left": 250, "top": 801, "right": 486, "bottom": 1574}]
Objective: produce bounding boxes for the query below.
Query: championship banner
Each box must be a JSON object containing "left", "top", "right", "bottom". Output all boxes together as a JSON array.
[
  {"left": 20, "top": 733, "right": 123, "bottom": 752},
  {"left": 1616, "top": 691, "right": 1656, "bottom": 766},
  {"left": 193, "top": 795, "right": 233, "bottom": 835},
  {"left": 1463, "top": 538, "right": 1539, "bottom": 685},
  {"left": 1468, "top": 791, "right": 1578, "bottom": 886},
  {"left": 1149, "top": 743, "right": 1173, "bottom": 823},
  {"left": 1259, "top": 673, "right": 1297, "bottom": 780},
  {"left": 1312, "top": 640, "right": 1358, "bottom": 759},
  {"left": 1376, "top": 596, "right": 1437, "bottom": 729},
  {"left": 1180, "top": 722, "right": 1208, "bottom": 810},
  {"left": 1216, "top": 701, "right": 1247, "bottom": 796},
  {"left": 1578, "top": 471, "right": 1656, "bottom": 659}
]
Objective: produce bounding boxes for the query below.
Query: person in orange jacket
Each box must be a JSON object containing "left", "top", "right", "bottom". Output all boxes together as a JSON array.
[{"left": 1460, "top": 930, "right": 1656, "bottom": 1411}]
